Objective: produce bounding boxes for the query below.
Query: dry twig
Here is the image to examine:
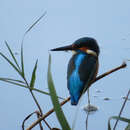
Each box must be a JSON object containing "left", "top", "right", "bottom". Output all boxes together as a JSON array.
[{"left": 26, "top": 62, "right": 126, "bottom": 130}]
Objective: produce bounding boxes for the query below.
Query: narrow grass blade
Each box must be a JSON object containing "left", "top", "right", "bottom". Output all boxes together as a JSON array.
[
  {"left": 30, "top": 60, "right": 38, "bottom": 89},
  {"left": 0, "top": 78, "right": 64, "bottom": 100},
  {"left": 0, "top": 52, "right": 22, "bottom": 76},
  {"left": 21, "top": 44, "right": 25, "bottom": 77},
  {"left": 0, "top": 78, "right": 25, "bottom": 84},
  {"left": 24, "top": 11, "right": 47, "bottom": 36},
  {"left": 21, "top": 12, "right": 47, "bottom": 56},
  {"left": 125, "top": 124, "right": 130, "bottom": 130},
  {"left": 0, "top": 77, "right": 64, "bottom": 99},
  {"left": 0, "top": 78, "right": 27, "bottom": 88},
  {"left": 5, "top": 41, "right": 20, "bottom": 70},
  {"left": 47, "top": 54, "right": 71, "bottom": 130},
  {"left": 108, "top": 116, "right": 130, "bottom": 130},
  {"left": 33, "top": 88, "right": 65, "bottom": 100}
]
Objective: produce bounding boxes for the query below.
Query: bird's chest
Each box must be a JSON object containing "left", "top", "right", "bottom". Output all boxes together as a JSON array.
[
  {"left": 74, "top": 54, "right": 86, "bottom": 72},
  {"left": 67, "top": 53, "right": 85, "bottom": 76},
  {"left": 67, "top": 53, "right": 86, "bottom": 88},
  {"left": 67, "top": 53, "right": 97, "bottom": 85}
]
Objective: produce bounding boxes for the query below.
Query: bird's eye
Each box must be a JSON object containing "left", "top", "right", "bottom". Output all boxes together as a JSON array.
[
  {"left": 72, "top": 44, "right": 77, "bottom": 49},
  {"left": 72, "top": 44, "right": 75, "bottom": 48}
]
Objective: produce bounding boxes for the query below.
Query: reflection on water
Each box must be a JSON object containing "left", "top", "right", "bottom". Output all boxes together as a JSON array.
[
  {"left": 83, "top": 104, "right": 98, "bottom": 112},
  {"left": 85, "top": 106, "right": 98, "bottom": 130},
  {"left": 76, "top": 90, "right": 130, "bottom": 130}
]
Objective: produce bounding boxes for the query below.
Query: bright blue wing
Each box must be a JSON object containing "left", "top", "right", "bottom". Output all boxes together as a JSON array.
[{"left": 67, "top": 52, "right": 98, "bottom": 105}]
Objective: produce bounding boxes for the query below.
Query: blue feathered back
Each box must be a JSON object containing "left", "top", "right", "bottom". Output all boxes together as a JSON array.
[{"left": 67, "top": 51, "right": 97, "bottom": 105}]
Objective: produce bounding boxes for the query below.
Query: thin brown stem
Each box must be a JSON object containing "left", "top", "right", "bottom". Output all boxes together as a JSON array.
[
  {"left": 36, "top": 112, "right": 44, "bottom": 130},
  {"left": 43, "top": 97, "right": 71, "bottom": 119},
  {"left": 22, "top": 111, "right": 51, "bottom": 130},
  {"left": 26, "top": 62, "right": 127, "bottom": 130},
  {"left": 23, "top": 77, "right": 44, "bottom": 130},
  {"left": 22, "top": 111, "right": 37, "bottom": 130},
  {"left": 26, "top": 97, "right": 70, "bottom": 130},
  {"left": 23, "top": 77, "right": 43, "bottom": 115},
  {"left": 23, "top": 77, "right": 52, "bottom": 129},
  {"left": 29, "top": 87, "right": 51, "bottom": 129},
  {"left": 93, "top": 62, "right": 126, "bottom": 83}
]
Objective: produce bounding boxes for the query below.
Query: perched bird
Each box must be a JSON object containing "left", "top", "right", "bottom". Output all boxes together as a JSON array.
[{"left": 51, "top": 37, "right": 100, "bottom": 105}]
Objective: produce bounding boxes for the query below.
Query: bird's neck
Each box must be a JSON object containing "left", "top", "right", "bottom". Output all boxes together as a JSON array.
[
  {"left": 72, "top": 49, "right": 97, "bottom": 57},
  {"left": 86, "top": 49, "right": 97, "bottom": 57}
]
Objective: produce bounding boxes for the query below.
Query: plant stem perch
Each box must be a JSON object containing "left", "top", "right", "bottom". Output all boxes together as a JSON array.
[{"left": 26, "top": 62, "right": 126, "bottom": 130}]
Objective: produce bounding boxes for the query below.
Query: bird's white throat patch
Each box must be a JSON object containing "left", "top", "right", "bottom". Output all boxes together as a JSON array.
[
  {"left": 72, "top": 50, "right": 77, "bottom": 55},
  {"left": 86, "top": 49, "right": 97, "bottom": 57},
  {"left": 72, "top": 49, "right": 97, "bottom": 57}
]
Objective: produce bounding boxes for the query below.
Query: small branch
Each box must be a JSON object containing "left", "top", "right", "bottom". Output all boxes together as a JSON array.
[
  {"left": 23, "top": 77, "right": 51, "bottom": 129},
  {"left": 22, "top": 111, "right": 37, "bottom": 130},
  {"left": 36, "top": 111, "right": 44, "bottom": 130},
  {"left": 113, "top": 89, "right": 130, "bottom": 130},
  {"left": 30, "top": 92, "right": 44, "bottom": 130},
  {"left": 93, "top": 62, "right": 126, "bottom": 83},
  {"left": 23, "top": 77, "right": 43, "bottom": 115},
  {"left": 22, "top": 111, "right": 44, "bottom": 130},
  {"left": 22, "top": 110, "right": 52, "bottom": 130},
  {"left": 30, "top": 90, "right": 43, "bottom": 115},
  {"left": 26, "top": 97, "right": 70, "bottom": 130},
  {"left": 26, "top": 62, "right": 127, "bottom": 130},
  {"left": 43, "top": 97, "right": 70, "bottom": 119}
]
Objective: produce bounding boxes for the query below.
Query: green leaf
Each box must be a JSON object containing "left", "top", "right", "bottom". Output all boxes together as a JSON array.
[
  {"left": 0, "top": 52, "right": 22, "bottom": 76},
  {"left": 108, "top": 116, "right": 130, "bottom": 130},
  {"left": 20, "top": 12, "right": 47, "bottom": 77},
  {"left": 47, "top": 54, "right": 71, "bottom": 130},
  {"left": 5, "top": 41, "right": 20, "bottom": 70},
  {"left": 21, "top": 44, "right": 25, "bottom": 77},
  {"left": 0, "top": 77, "right": 64, "bottom": 100},
  {"left": 24, "top": 11, "right": 47, "bottom": 36},
  {"left": 33, "top": 88, "right": 65, "bottom": 100},
  {"left": 125, "top": 124, "right": 130, "bottom": 130},
  {"left": 0, "top": 78, "right": 25, "bottom": 84},
  {"left": 0, "top": 78, "right": 27, "bottom": 88},
  {"left": 21, "top": 12, "right": 47, "bottom": 60},
  {"left": 30, "top": 60, "right": 38, "bottom": 89}
]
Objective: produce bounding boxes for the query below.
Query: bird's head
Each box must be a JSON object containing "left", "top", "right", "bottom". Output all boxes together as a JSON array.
[{"left": 51, "top": 37, "right": 100, "bottom": 56}]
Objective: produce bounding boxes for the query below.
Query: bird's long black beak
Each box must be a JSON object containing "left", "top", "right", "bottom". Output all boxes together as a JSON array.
[{"left": 50, "top": 44, "right": 73, "bottom": 51}]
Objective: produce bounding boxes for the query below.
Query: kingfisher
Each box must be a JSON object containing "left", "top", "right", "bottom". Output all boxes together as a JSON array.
[{"left": 51, "top": 37, "right": 100, "bottom": 105}]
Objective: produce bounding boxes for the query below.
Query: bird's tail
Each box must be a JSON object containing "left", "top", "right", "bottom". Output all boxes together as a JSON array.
[{"left": 70, "top": 94, "right": 81, "bottom": 105}]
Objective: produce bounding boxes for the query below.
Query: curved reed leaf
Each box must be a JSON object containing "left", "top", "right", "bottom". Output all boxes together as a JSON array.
[
  {"left": 47, "top": 54, "right": 71, "bottom": 130},
  {"left": 5, "top": 41, "right": 20, "bottom": 70},
  {"left": 108, "top": 116, "right": 130, "bottom": 130},
  {"left": 0, "top": 78, "right": 27, "bottom": 88},
  {"left": 125, "top": 123, "right": 130, "bottom": 130},
  {"left": 0, "top": 78, "right": 25, "bottom": 84},
  {"left": 0, "top": 52, "right": 22, "bottom": 76},
  {"left": 0, "top": 77, "right": 64, "bottom": 99},
  {"left": 21, "top": 12, "right": 46, "bottom": 77},
  {"left": 24, "top": 11, "right": 47, "bottom": 36}
]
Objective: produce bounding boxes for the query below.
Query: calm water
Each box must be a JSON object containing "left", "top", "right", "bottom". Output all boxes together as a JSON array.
[{"left": 0, "top": 0, "right": 130, "bottom": 130}]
